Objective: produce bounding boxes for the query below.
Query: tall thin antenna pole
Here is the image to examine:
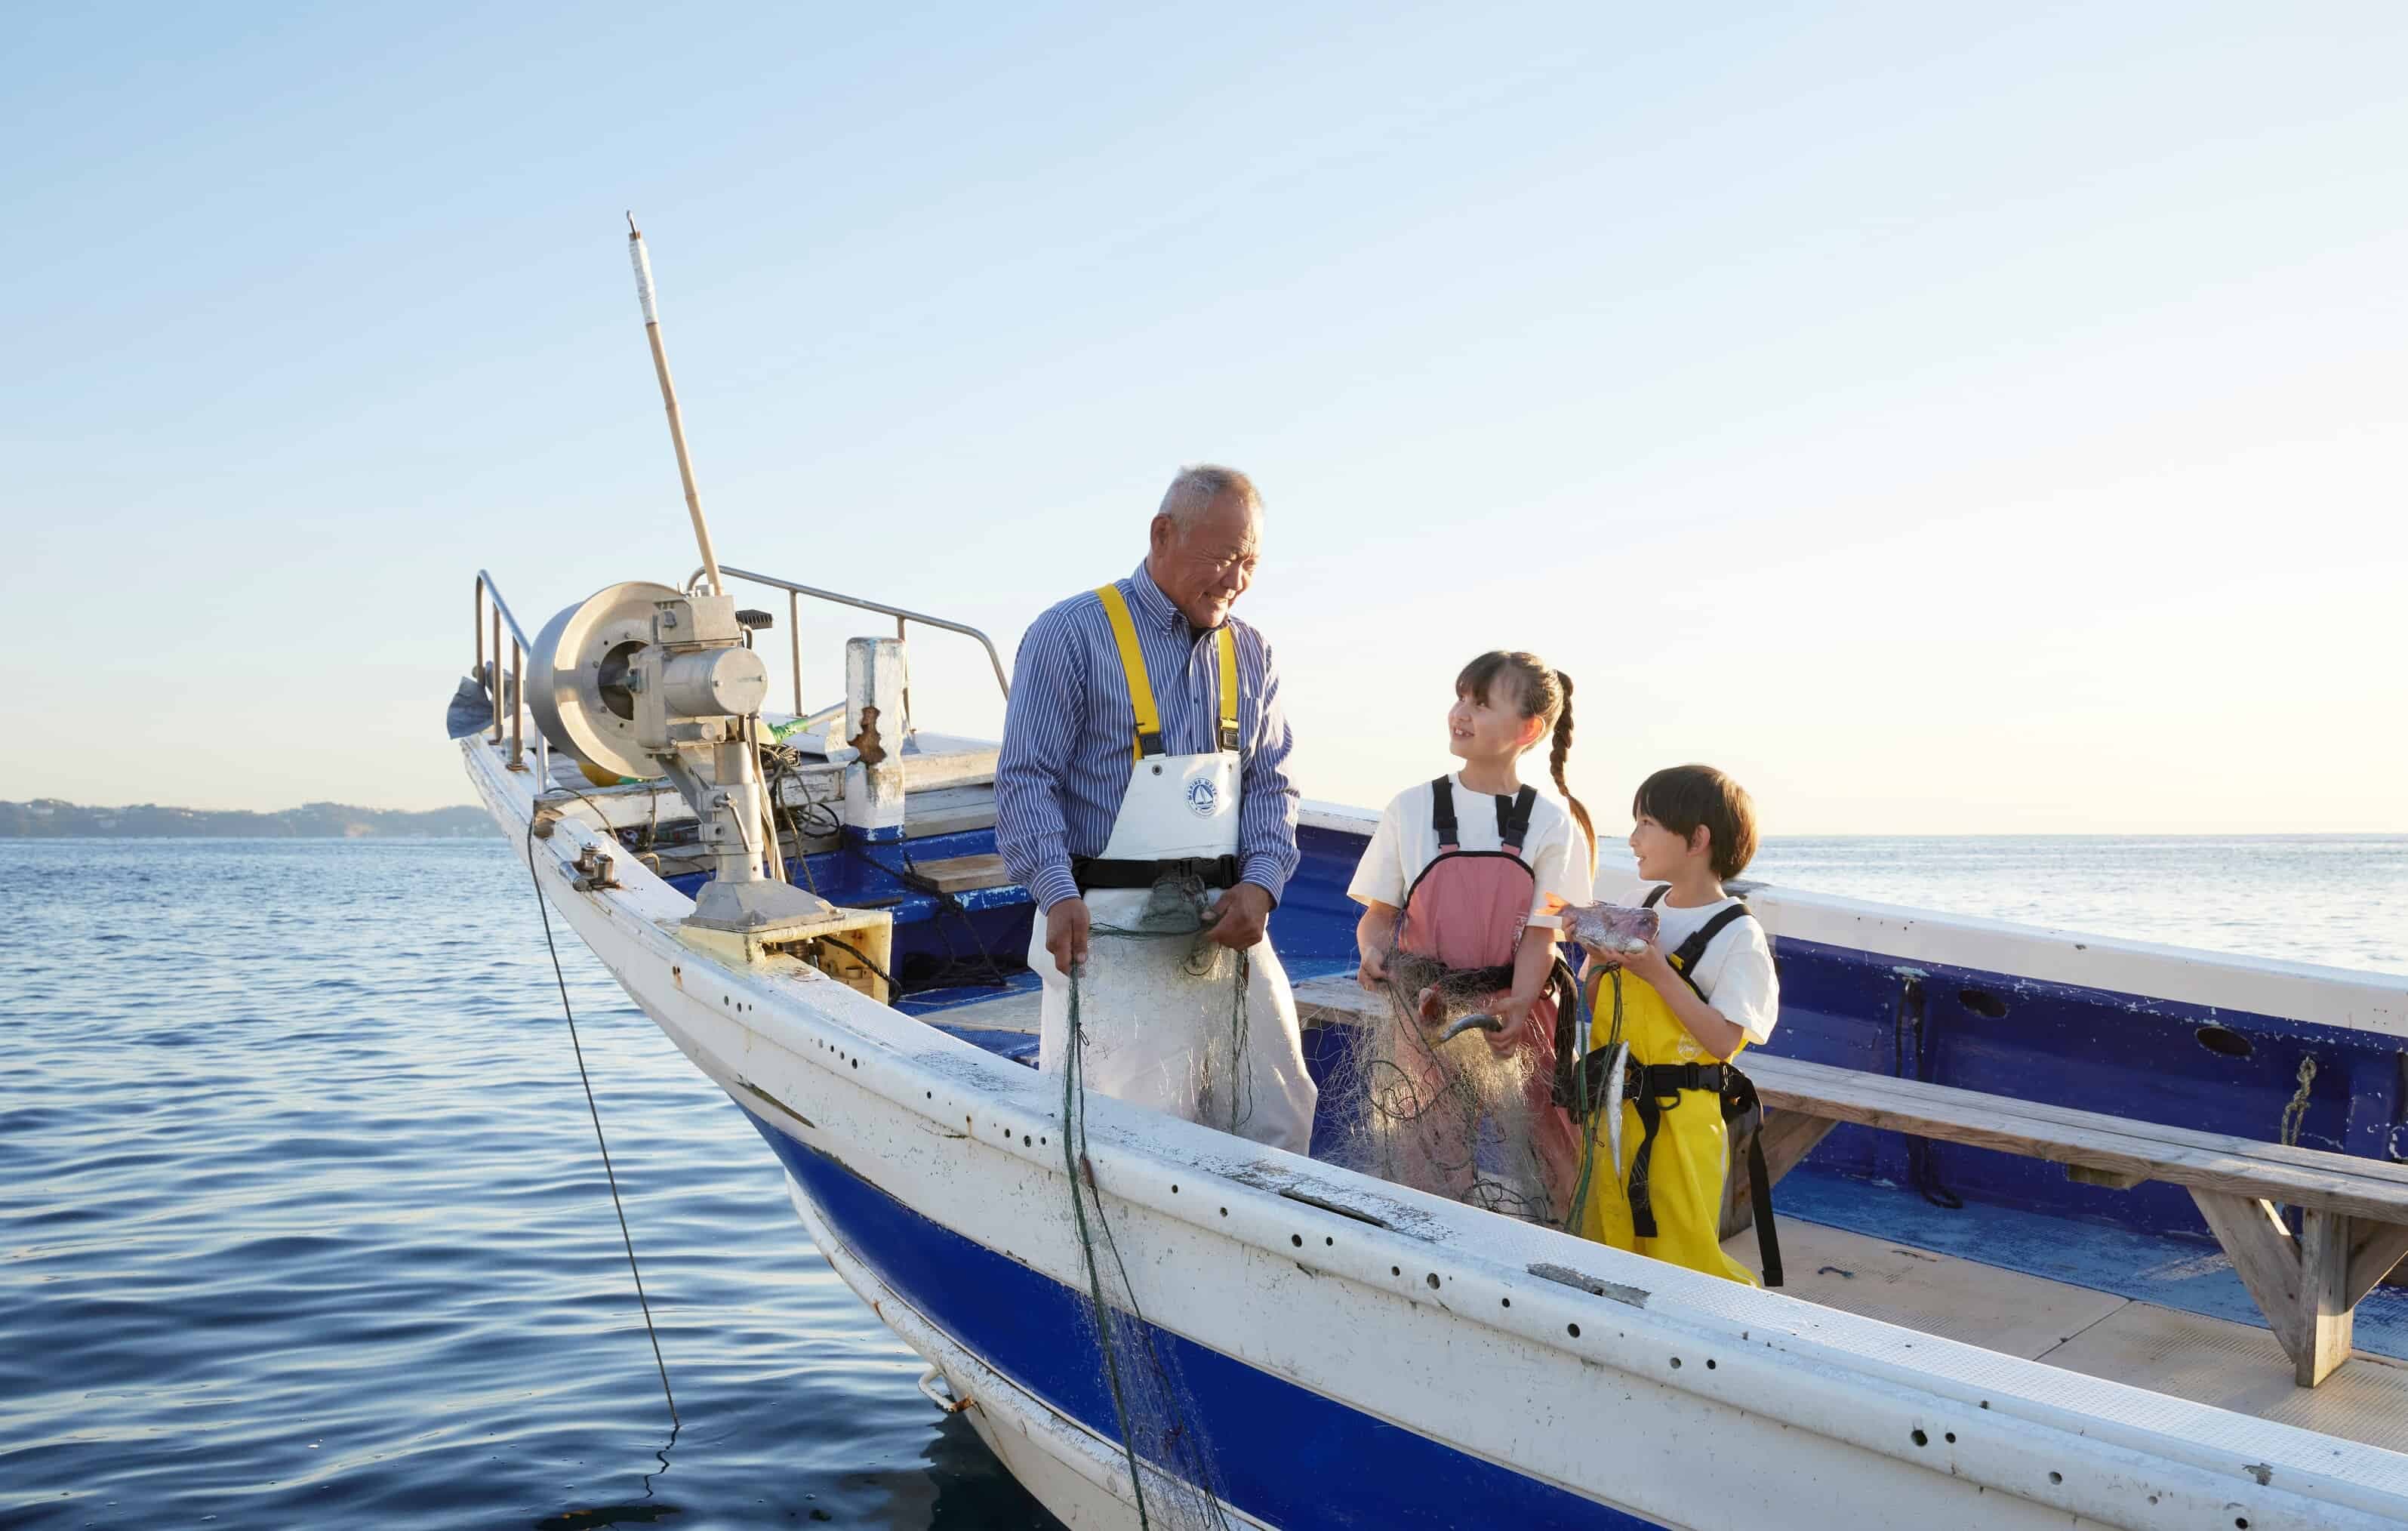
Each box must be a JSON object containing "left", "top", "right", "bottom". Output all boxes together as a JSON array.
[{"left": 627, "top": 214, "right": 723, "bottom": 594}]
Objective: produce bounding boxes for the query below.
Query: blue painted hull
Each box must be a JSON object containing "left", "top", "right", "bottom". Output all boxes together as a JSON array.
[
  {"left": 753, "top": 1114, "right": 1648, "bottom": 1530},
  {"left": 466, "top": 729, "right": 2408, "bottom": 1529},
  {"left": 705, "top": 815, "right": 2407, "bottom": 1258},
  {"left": 1767, "top": 933, "right": 2405, "bottom": 1240},
  {"left": 1283, "top": 825, "right": 2407, "bottom": 1255}
]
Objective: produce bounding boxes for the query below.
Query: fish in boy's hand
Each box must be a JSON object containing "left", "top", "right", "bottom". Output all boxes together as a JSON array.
[{"left": 1540, "top": 896, "right": 1660, "bottom": 957}]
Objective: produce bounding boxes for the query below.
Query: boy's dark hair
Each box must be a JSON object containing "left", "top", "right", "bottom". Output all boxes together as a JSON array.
[{"left": 1633, "top": 764, "right": 1758, "bottom": 881}]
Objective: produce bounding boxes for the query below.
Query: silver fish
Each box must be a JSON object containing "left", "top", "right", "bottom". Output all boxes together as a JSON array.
[
  {"left": 1436, "top": 1012, "right": 1505, "bottom": 1044},
  {"left": 1601, "top": 1038, "right": 1630, "bottom": 1179},
  {"left": 1383, "top": 950, "right": 1517, "bottom": 1043},
  {"left": 1542, "top": 897, "right": 1659, "bottom": 959}
]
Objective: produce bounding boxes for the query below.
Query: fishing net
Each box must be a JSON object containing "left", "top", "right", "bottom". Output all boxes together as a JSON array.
[
  {"left": 1316, "top": 947, "right": 1581, "bottom": 1228},
  {"left": 1057, "top": 882, "right": 1245, "bottom": 1531}
]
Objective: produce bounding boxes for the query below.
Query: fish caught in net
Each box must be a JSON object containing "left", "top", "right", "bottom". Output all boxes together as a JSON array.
[{"left": 1317, "top": 947, "right": 1578, "bottom": 1226}]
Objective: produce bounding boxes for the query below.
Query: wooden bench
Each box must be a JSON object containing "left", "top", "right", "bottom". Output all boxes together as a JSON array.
[
  {"left": 1726, "top": 1052, "right": 2408, "bottom": 1387},
  {"left": 906, "top": 852, "right": 1015, "bottom": 894}
]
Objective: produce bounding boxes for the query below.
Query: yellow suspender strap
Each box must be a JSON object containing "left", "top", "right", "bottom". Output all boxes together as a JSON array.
[
  {"left": 1094, "top": 584, "right": 1163, "bottom": 759},
  {"left": 1215, "top": 624, "right": 1239, "bottom": 750}
]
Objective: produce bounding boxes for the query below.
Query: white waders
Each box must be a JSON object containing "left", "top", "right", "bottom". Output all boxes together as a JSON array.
[{"left": 1027, "top": 585, "right": 1317, "bottom": 1153}]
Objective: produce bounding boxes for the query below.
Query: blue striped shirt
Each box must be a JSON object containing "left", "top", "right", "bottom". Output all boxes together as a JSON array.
[{"left": 996, "top": 561, "right": 1300, "bottom": 913}]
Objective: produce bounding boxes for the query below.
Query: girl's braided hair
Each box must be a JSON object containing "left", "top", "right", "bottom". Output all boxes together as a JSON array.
[{"left": 1456, "top": 651, "right": 1596, "bottom": 876}]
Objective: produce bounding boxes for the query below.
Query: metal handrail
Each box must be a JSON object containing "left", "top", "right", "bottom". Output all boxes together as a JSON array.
[
  {"left": 698, "top": 563, "right": 1012, "bottom": 719},
  {"left": 474, "top": 562, "right": 1001, "bottom": 787},
  {"left": 473, "top": 571, "right": 548, "bottom": 782}
]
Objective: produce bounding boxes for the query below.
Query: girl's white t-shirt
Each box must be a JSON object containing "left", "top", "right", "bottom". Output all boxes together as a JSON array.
[
  {"left": 1637, "top": 886, "right": 1781, "bottom": 1046},
  {"left": 1347, "top": 775, "right": 1595, "bottom": 931}
]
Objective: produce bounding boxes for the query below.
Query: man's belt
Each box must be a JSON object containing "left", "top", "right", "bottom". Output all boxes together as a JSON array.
[{"left": 1072, "top": 855, "right": 1242, "bottom": 892}]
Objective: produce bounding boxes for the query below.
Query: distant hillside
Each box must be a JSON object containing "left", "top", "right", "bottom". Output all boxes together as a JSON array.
[{"left": 1, "top": 799, "right": 494, "bottom": 839}]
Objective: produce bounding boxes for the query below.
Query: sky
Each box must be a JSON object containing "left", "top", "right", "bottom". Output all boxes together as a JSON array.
[{"left": 6, "top": 3, "right": 2403, "bottom": 833}]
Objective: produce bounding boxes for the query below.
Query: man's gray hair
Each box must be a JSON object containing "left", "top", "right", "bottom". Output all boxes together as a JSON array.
[{"left": 1157, "top": 464, "right": 1261, "bottom": 528}]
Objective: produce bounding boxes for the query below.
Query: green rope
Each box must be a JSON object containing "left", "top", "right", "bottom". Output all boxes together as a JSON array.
[
  {"left": 1061, "top": 968, "right": 1155, "bottom": 1526},
  {"left": 1058, "top": 895, "right": 1250, "bottom": 1530},
  {"left": 1561, "top": 969, "right": 1624, "bottom": 1235}
]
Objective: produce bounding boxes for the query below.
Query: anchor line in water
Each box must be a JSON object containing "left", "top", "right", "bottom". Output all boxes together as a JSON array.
[{"left": 525, "top": 819, "right": 680, "bottom": 1428}]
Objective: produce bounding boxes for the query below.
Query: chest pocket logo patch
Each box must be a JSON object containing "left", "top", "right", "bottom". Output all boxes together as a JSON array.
[{"left": 1185, "top": 777, "right": 1220, "bottom": 817}]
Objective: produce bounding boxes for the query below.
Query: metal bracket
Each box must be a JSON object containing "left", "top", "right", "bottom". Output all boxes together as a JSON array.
[
  {"left": 915, "top": 1365, "right": 975, "bottom": 1414},
  {"left": 571, "top": 846, "right": 622, "bottom": 891}
]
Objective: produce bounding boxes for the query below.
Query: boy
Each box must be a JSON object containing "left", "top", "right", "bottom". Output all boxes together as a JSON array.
[{"left": 1573, "top": 764, "right": 1779, "bottom": 1285}]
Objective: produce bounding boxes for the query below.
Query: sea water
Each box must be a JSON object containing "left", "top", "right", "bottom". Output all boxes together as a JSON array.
[
  {"left": 1744, "top": 834, "right": 2408, "bottom": 976},
  {"left": 0, "top": 839, "right": 1052, "bottom": 1530},
  {"left": 2, "top": 834, "right": 2402, "bottom": 1529}
]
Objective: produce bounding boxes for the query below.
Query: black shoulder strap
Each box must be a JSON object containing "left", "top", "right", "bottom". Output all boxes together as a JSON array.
[
  {"left": 1642, "top": 884, "right": 1668, "bottom": 908},
  {"left": 1496, "top": 785, "right": 1538, "bottom": 853},
  {"left": 1667, "top": 902, "right": 1753, "bottom": 997},
  {"left": 1428, "top": 776, "right": 1458, "bottom": 849}
]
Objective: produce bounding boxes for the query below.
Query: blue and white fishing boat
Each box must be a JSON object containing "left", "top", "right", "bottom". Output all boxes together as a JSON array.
[{"left": 457, "top": 229, "right": 2408, "bottom": 1529}]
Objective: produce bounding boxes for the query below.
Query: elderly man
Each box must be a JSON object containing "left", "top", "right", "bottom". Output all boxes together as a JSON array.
[{"left": 995, "top": 465, "right": 1318, "bottom": 1151}]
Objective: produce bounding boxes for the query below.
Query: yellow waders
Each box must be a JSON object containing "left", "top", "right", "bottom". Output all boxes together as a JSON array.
[{"left": 1575, "top": 965, "right": 1759, "bottom": 1287}]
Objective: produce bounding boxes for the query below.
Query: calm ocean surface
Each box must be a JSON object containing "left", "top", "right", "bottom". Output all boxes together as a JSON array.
[{"left": 4, "top": 833, "right": 2403, "bottom": 1529}]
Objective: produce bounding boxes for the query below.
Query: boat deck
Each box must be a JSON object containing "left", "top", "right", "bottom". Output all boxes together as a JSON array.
[
  {"left": 1750, "top": 1216, "right": 2408, "bottom": 1454},
  {"left": 925, "top": 975, "right": 2408, "bottom": 1459}
]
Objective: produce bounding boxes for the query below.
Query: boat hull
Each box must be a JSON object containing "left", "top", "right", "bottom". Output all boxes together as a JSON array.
[{"left": 465, "top": 738, "right": 2408, "bottom": 1530}]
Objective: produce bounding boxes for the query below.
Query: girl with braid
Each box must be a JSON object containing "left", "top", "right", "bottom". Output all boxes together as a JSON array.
[{"left": 1347, "top": 652, "right": 1596, "bottom": 1221}]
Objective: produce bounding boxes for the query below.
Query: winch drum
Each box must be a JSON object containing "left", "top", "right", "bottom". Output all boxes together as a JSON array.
[{"left": 526, "top": 579, "right": 687, "bottom": 782}]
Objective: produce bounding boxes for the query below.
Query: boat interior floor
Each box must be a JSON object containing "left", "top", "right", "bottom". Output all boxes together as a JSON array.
[
  {"left": 923, "top": 976, "right": 2408, "bottom": 1458},
  {"left": 1750, "top": 1215, "right": 2408, "bottom": 1454}
]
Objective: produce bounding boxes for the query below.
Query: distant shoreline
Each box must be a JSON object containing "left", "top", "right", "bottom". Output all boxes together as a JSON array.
[
  {"left": 5, "top": 795, "right": 2396, "bottom": 842},
  {"left": 2, "top": 799, "right": 490, "bottom": 839}
]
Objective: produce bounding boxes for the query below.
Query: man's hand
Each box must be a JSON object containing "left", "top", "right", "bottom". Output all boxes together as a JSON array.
[
  {"left": 1202, "top": 881, "right": 1273, "bottom": 950},
  {"left": 1045, "top": 897, "right": 1092, "bottom": 975}
]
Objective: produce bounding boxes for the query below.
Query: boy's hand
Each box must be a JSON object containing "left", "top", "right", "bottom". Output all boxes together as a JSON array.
[{"left": 1613, "top": 937, "right": 1676, "bottom": 990}]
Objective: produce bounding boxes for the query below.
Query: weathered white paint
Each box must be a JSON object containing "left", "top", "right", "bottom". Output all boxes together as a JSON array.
[
  {"left": 467, "top": 736, "right": 2408, "bottom": 1531},
  {"left": 898, "top": 735, "right": 1000, "bottom": 793},
  {"left": 842, "top": 637, "right": 908, "bottom": 835},
  {"left": 1596, "top": 869, "right": 2408, "bottom": 1038}
]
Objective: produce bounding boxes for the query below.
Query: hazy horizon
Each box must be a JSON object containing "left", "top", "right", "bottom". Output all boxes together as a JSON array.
[
  {"left": 8, "top": 5, "right": 2403, "bottom": 834},
  {"left": 11, "top": 791, "right": 2405, "bottom": 843}
]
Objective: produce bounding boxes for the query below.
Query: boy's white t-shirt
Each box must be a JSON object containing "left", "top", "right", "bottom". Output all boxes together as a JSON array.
[
  {"left": 1637, "top": 885, "right": 1781, "bottom": 1047},
  {"left": 1347, "top": 775, "right": 1595, "bottom": 931}
]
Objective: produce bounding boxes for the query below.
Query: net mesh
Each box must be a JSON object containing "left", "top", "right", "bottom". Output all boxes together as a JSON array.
[
  {"left": 1058, "top": 883, "right": 1243, "bottom": 1531},
  {"left": 1317, "top": 947, "right": 1575, "bottom": 1227}
]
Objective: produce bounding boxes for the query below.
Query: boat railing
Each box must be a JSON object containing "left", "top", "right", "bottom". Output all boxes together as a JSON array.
[
  {"left": 473, "top": 570, "right": 549, "bottom": 783},
  {"left": 697, "top": 564, "right": 1012, "bottom": 719},
  {"left": 473, "top": 563, "right": 1004, "bottom": 788}
]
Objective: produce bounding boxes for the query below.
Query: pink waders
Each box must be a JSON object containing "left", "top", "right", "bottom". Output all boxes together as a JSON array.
[{"left": 1393, "top": 779, "right": 1583, "bottom": 1221}]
